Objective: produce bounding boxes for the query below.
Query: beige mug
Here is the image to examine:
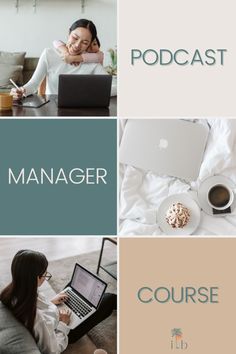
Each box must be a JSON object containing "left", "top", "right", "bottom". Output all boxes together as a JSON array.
[
  {"left": 94, "top": 349, "right": 108, "bottom": 354},
  {"left": 0, "top": 93, "right": 13, "bottom": 111}
]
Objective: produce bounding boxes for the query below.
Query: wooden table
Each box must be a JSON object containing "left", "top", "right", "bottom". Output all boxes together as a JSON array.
[{"left": 0, "top": 95, "right": 117, "bottom": 117}]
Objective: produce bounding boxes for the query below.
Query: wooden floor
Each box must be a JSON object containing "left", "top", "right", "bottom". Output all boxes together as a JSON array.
[{"left": 0, "top": 237, "right": 114, "bottom": 272}]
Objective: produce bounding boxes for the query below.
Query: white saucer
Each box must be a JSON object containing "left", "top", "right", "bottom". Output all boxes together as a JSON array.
[
  {"left": 198, "top": 175, "right": 236, "bottom": 216},
  {"left": 157, "top": 193, "right": 201, "bottom": 235}
]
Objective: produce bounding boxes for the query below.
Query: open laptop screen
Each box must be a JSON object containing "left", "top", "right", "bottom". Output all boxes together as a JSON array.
[{"left": 71, "top": 263, "right": 107, "bottom": 308}]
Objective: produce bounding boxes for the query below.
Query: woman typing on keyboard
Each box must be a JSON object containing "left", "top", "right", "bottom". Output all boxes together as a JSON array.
[{"left": 0, "top": 250, "right": 116, "bottom": 354}]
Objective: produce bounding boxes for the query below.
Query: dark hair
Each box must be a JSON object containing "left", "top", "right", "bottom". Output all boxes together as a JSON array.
[
  {"left": 94, "top": 36, "right": 101, "bottom": 48},
  {"left": 0, "top": 250, "right": 48, "bottom": 337},
  {"left": 69, "top": 19, "right": 97, "bottom": 42}
]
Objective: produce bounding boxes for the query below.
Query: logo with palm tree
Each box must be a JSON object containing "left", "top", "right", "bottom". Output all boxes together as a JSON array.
[
  {"left": 171, "top": 328, "right": 183, "bottom": 341},
  {"left": 171, "top": 328, "right": 188, "bottom": 350}
]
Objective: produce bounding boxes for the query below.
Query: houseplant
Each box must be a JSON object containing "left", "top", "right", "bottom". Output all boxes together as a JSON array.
[{"left": 106, "top": 48, "right": 117, "bottom": 76}]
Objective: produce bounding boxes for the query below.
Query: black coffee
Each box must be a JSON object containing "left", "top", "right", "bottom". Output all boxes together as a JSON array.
[{"left": 208, "top": 185, "right": 230, "bottom": 208}]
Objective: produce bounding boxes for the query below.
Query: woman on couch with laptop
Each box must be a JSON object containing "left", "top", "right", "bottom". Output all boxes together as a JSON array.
[
  {"left": 0, "top": 249, "right": 116, "bottom": 354},
  {"left": 11, "top": 19, "right": 109, "bottom": 99}
]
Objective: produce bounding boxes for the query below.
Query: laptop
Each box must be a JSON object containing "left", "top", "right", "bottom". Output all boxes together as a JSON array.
[
  {"left": 13, "top": 95, "right": 49, "bottom": 108},
  {"left": 60, "top": 263, "right": 107, "bottom": 329},
  {"left": 119, "top": 119, "right": 209, "bottom": 182},
  {"left": 58, "top": 74, "right": 112, "bottom": 108}
]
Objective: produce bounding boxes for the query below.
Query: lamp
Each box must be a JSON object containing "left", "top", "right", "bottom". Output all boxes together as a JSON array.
[
  {"left": 15, "top": 0, "right": 19, "bottom": 12},
  {"left": 81, "top": 0, "right": 85, "bottom": 13},
  {"left": 33, "top": 0, "right": 37, "bottom": 13}
]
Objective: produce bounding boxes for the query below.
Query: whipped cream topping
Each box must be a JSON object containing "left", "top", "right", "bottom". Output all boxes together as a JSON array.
[{"left": 166, "top": 202, "right": 190, "bottom": 228}]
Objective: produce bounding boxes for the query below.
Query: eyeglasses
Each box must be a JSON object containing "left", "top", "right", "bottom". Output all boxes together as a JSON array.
[{"left": 41, "top": 271, "right": 52, "bottom": 281}]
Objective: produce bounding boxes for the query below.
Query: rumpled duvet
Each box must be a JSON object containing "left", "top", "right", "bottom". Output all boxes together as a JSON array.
[{"left": 119, "top": 119, "right": 236, "bottom": 235}]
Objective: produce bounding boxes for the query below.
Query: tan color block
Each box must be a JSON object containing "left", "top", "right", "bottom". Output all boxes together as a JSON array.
[{"left": 120, "top": 238, "right": 236, "bottom": 354}]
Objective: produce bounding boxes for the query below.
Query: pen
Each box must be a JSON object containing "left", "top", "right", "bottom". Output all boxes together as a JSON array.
[{"left": 9, "top": 78, "right": 26, "bottom": 98}]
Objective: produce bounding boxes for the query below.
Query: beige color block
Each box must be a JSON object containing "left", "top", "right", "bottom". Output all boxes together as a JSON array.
[{"left": 120, "top": 238, "right": 236, "bottom": 353}]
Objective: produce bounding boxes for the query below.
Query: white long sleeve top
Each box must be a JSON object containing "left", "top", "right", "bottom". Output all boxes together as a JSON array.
[
  {"left": 24, "top": 47, "right": 109, "bottom": 96},
  {"left": 34, "top": 291, "right": 70, "bottom": 354}
]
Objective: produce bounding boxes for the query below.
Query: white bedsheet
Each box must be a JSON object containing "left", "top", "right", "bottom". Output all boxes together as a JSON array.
[{"left": 119, "top": 119, "right": 236, "bottom": 235}]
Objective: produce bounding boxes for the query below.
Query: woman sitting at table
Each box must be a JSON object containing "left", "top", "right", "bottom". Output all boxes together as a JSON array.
[{"left": 11, "top": 19, "right": 111, "bottom": 99}]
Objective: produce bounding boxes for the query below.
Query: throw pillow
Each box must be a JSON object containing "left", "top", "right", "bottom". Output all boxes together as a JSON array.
[
  {"left": 0, "top": 51, "right": 26, "bottom": 65},
  {"left": 0, "top": 64, "right": 23, "bottom": 88},
  {"left": 0, "top": 51, "right": 26, "bottom": 85}
]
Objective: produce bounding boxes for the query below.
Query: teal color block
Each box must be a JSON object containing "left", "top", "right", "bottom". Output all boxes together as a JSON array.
[{"left": 0, "top": 119, "right": 117, "bottom": 235}]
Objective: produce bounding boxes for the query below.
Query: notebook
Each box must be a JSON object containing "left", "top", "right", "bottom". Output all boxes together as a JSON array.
[{"left": 13, "top": 95, "right": 49, "bottom": 108}]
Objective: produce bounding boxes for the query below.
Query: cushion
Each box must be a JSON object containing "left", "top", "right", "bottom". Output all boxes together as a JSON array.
[
  {"left": 0, "top": 302, "right": 40, "bottom": 354},
  {"left": 0, "top": 64, "right": 23, "bottom": 88},
  {"left": 0, "top": 51, "right": 26, "bottom": 65},
  {"left": 0, "top": 51, "right": 26, "bottom": 85}
]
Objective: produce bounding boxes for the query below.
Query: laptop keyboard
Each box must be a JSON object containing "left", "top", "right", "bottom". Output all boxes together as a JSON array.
[{"left": 64, "top": 288, "right": 92, "bottom": 319}]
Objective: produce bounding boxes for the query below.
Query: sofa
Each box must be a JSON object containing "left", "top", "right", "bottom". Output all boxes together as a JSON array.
[
  {"left": 0, "top": 50, "right": 38, "bottom": 93},
  {"left": 0, "top": 301, "right": 41, "bottom": 354},
  {"left": 0, "top": 300, "right": 97, "bottom": 354},
  {"left": 0, "top": 279, "right": 97, "bottom": 354},
  {"left": 22, "top": 58, "right": 39, "bottom": 84}
]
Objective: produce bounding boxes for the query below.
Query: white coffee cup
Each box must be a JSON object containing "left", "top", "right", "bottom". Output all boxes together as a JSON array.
[
  {"left": 94, "top": 349, "right": 108, "bottom": 354},
  {"left": 207, "top": 184, "right": 235, "bottom": 210}
]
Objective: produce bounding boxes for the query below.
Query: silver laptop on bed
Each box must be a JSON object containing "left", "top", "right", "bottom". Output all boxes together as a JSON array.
[
  {"left": 60, "top": 263, "right": 107, "bottom": 329},
  {"left": 119, "top": 119, "right": 209, "bottom": 182}
]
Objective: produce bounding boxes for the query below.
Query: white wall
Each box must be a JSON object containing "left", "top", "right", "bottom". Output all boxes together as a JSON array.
[{"left": 0, "top": 0, "right": 116, "bottom": 66}]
